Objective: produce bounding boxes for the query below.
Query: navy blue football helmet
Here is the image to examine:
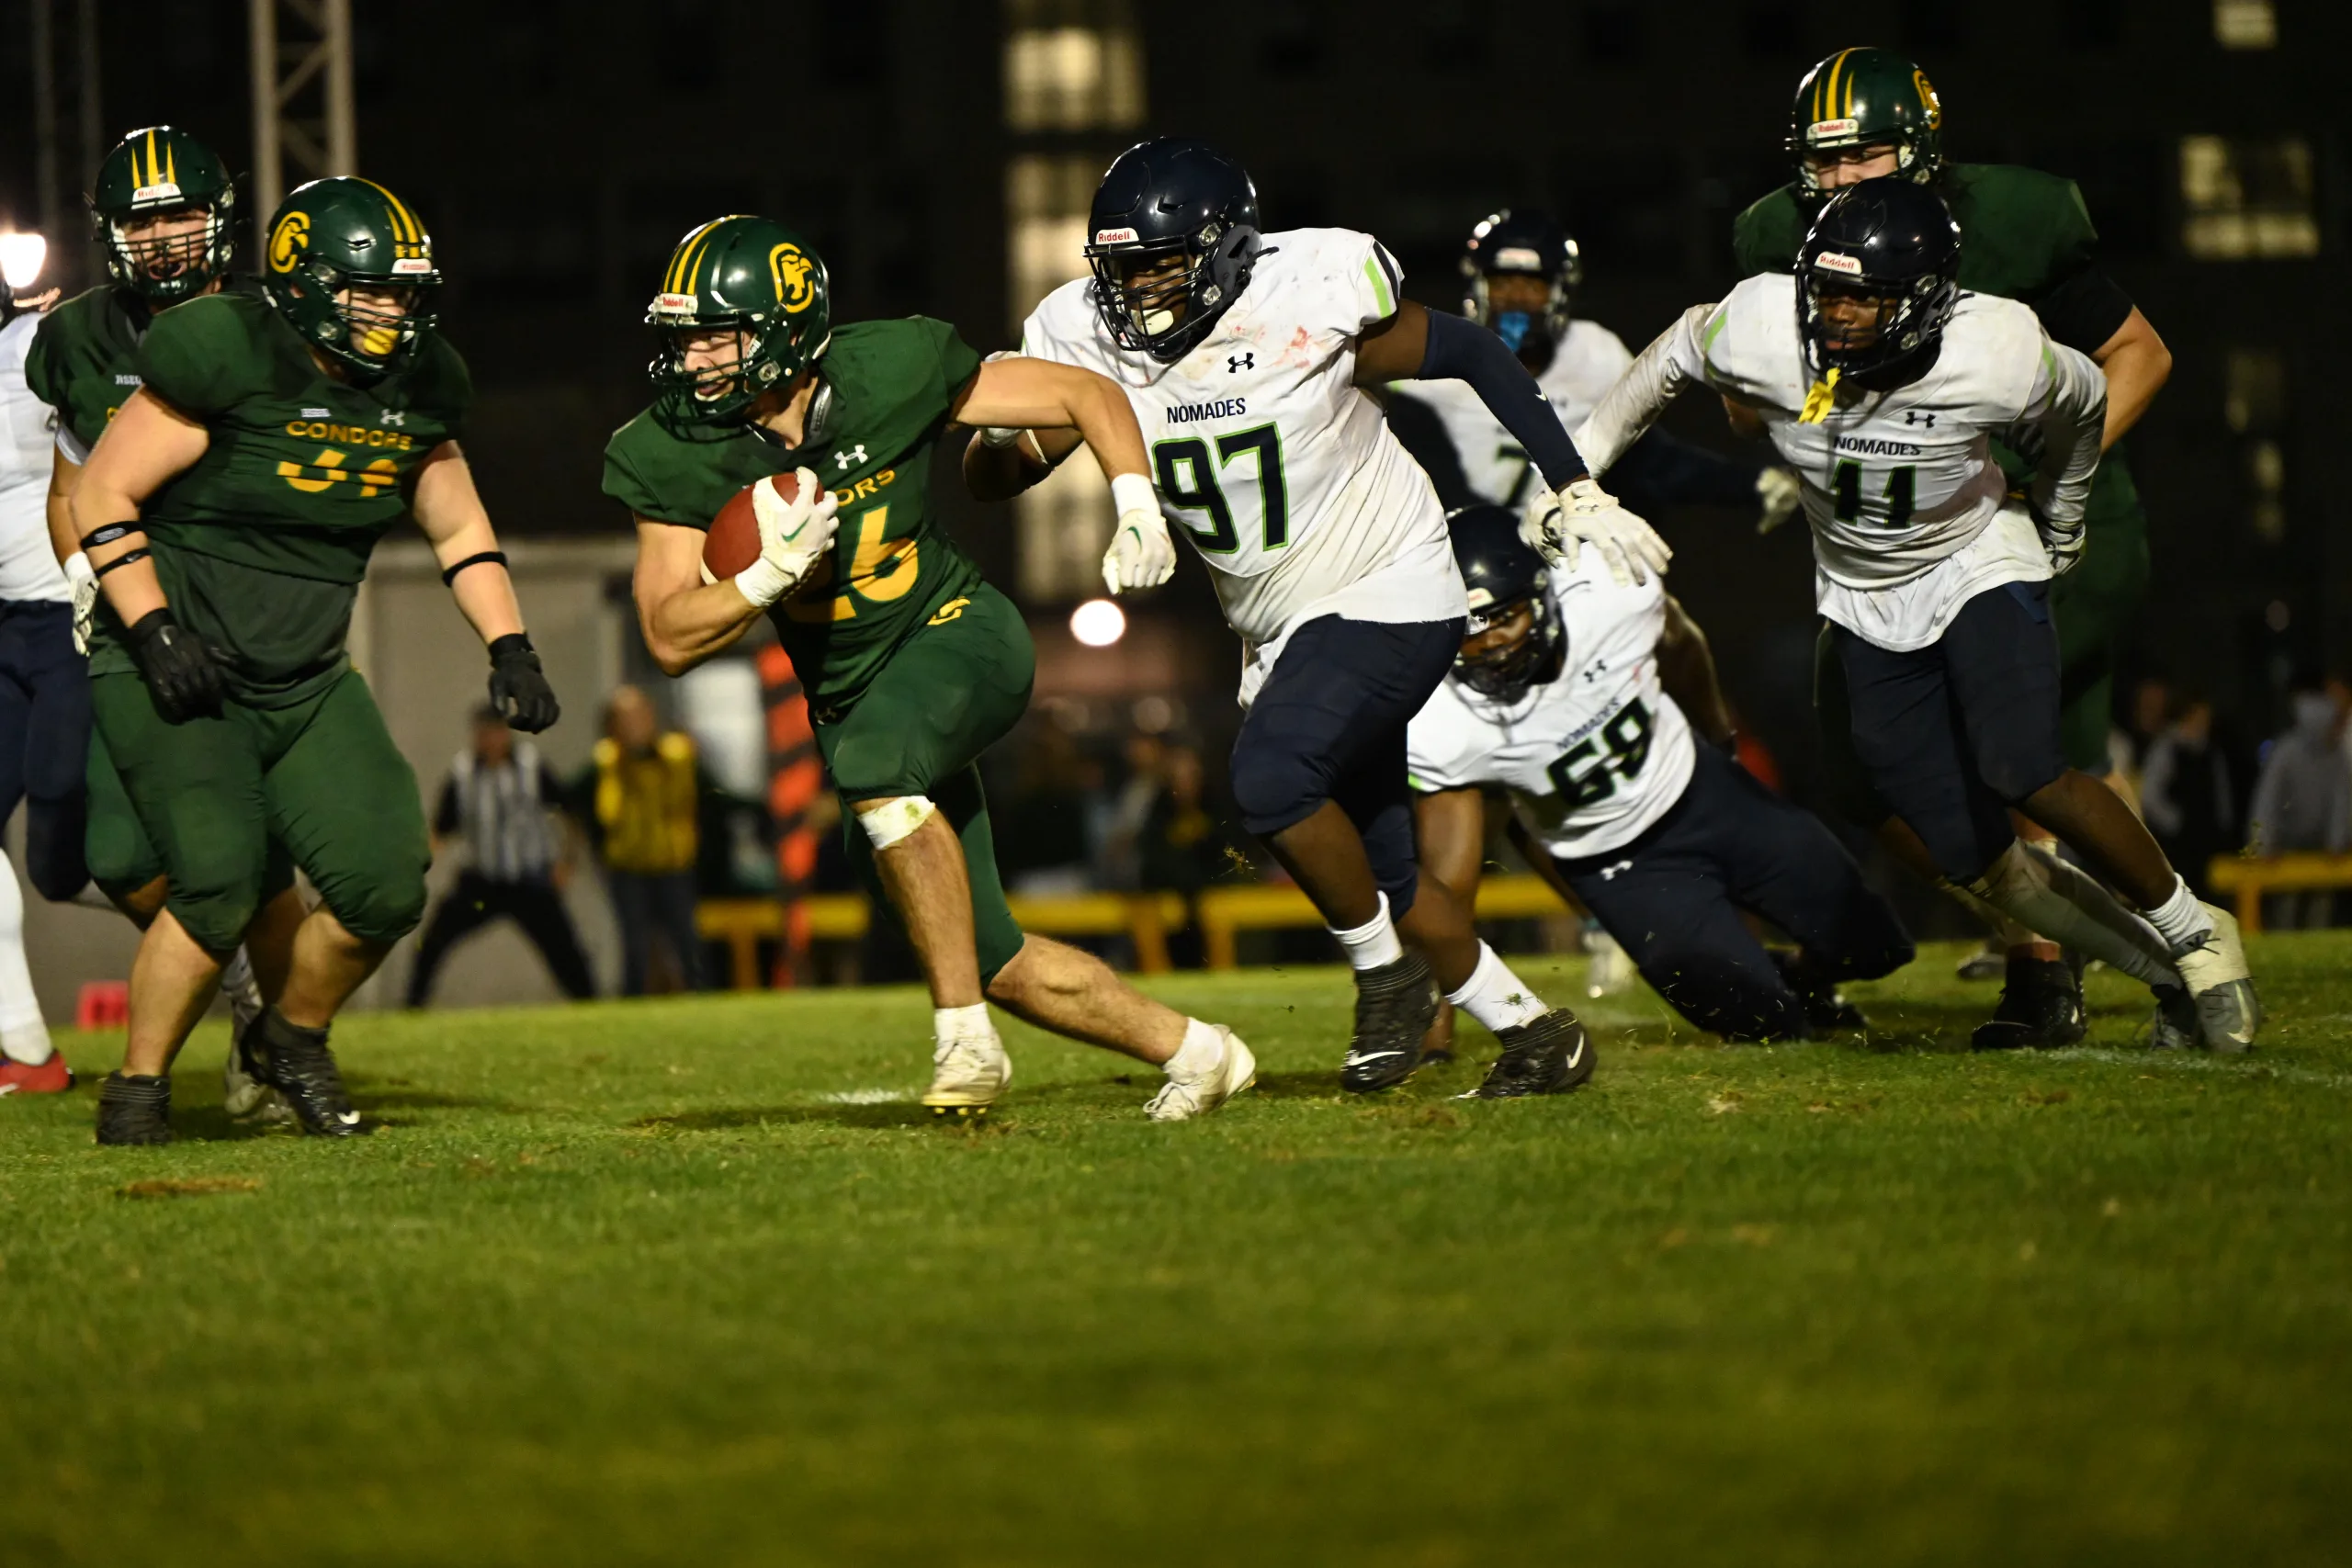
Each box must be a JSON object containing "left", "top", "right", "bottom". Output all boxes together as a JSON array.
[
  {"left": 1449, "top": 504, "right": 1565, "bottom": 701},
  {"left": 1796, "top": 176, "right": 1961, "bottom": 388},
  {"left": 1086, "top": 137, "right": 1265, "bottom": 362},
  {"left": 1461, "top": 209, "right": 1581, "bottom": 373}
]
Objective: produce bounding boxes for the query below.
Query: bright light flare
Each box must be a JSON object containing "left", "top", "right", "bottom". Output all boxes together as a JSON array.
[
  {"left": 0, "top": 232, "right": 47, "bottom": 291},
  {"left": 1069, "top": 598, "right": 1126, "bottom": 648}
]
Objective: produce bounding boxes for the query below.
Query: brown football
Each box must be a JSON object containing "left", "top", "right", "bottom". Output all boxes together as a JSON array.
[{"left": 703, "top": 470, "right": 801, "bottom": 582}]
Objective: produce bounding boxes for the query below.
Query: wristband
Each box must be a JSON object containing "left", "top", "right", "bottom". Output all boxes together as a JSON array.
[
  {"left": 93, "top": 547, "right": 152, "bottom": 578},
  {"left": 487, "top": 631, "right": 535, "bottom": 660},
  {"left": 1108, "top": 470, "right": 1159, "bottom": 518},
  {"left": 442, "top": 549, "right": 510, "bottom": 587}
]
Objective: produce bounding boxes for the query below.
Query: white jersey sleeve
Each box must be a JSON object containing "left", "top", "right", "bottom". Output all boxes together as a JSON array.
[
  {"left": 0, "top": 313, "right": 69, "bottom": 604},
  {"left": 1572, "top": 300, "right": 1725, "bottom": 478},
  {"left": 1021, "top": 231, "right": 1464, "bottom": 693},
  {"left": 2012, "top": 337, "right": 2107, "bottom": 525},
  {"left": 1406, "top": 557, "right": 1696, "bottom": 860}
]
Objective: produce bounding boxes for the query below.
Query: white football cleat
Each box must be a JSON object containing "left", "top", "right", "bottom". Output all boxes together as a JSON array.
[
  {"left": 2171, "top": 903, "right": 2262, "bottom": 1053},
  {"left": 1145, "top": 1026, "right": 1257, "bottom": 1122},
  {"left": 923, "top": 1032, "right": 1012, "bottom": 1116},
  {"left": 220, "top": 949, "right": 293, "bottom": 1123}
]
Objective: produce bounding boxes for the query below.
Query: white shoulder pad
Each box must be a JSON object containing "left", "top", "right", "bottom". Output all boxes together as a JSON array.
[
  {"left": 1939, "top": 292, "right": 2053, "bottom": 419},
  {"left": 1257, "top": 227, "right": 1404, "bottom": 337},
  {"left": 1017, "top": 276, "right": 1100, "bottom": 367}
]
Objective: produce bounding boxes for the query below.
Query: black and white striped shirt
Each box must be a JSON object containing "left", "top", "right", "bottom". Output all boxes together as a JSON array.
[{"left": 435, "top": 741, "right": 564, "bottom": 884}]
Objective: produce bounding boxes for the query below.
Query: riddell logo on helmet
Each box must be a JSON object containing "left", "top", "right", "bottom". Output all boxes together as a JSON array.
[
  {"left": 1093, "top": 227, "right": 1139, "bottom": 245},
  {"left": 132, "top": 182, "right": 184, "bottom": 204},
  {"left": 391, "top": 256, "right": 434, "bottom": 276},
  {"left": 1813, "top": 252, "right": 1864, "bottom": 276},
  {"left": 1492, "top": 246, "right": 1545, "bottom": 272},
  {"left": 651, "top": 292, "right": 697, "bottom": 317},
  {"left": 1808, "top": 118, "right": 1860, "bottom": 142}
]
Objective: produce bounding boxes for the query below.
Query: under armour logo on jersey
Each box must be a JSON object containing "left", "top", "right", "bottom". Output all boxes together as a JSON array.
[
  {"left": 835, "top": 444, "right": 868, "bottom": 470},
  {"left": 1227, "top": 353, "right": 1253, "bottom": 373},
  {"left": 1598, "top": 859, "right": 1634, "bottom": 881},
  {"left": 381, "top": 410, "right": 406, "bottom": 427},
  {"left": 1904, "top": 410, "right": 1937, "bottom": 427}
]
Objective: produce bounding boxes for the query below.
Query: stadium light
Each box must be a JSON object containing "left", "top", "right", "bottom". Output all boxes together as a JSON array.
[
  {"left": 1069, "top": 598, "right": 1125, "bottom": 648},
  {"left": 0, "top": 232, "right": 47, "bottom": 291}
]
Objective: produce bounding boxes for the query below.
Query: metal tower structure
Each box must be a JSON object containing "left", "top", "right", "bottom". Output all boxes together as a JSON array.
[{"left": 248, "top": 0, "right": 356, "bottom": 253}]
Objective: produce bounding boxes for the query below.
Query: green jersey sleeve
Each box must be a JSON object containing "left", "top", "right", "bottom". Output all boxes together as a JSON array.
[
  {"left": 136, "top": 294, "right": 276, "bottom": 418},
  {"left": 909, "top": 315, "right": 982, "bottom": 415}
]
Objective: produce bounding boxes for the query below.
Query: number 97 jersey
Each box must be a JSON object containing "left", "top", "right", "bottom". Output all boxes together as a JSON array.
[
  {"left": 1407, "top": 557, "right": 1696, "bottom": 862},
  {"left": 1017, "top": 229, "right": 1463, "bottom": 652}
]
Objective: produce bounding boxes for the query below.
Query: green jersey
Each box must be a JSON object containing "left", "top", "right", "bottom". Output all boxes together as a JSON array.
[
  {"left": 24, "top": 275, "right": 266, "bottom": 457},
  {"left": 85, "top": 290, "right": 472, "bottom": 705},
  {"left": 1731, "top": 163, "right": 2143, "bottom": 527},
  {"left": 603, "top": 316, "right": 986, "bottom": 710}
]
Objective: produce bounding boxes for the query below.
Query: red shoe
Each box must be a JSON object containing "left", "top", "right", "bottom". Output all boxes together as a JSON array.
[{"left": 0, "top": 1054, "right": 77, "bottom": 1095}]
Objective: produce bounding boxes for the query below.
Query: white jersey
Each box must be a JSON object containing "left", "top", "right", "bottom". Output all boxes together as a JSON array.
[
  {"left": 1020, "top": 229, "right": 1465, "bottom": 700},
  {"left": 1577, "top": 273, "right": 2106, "bottom": 651},
  {"left": 1408, "top": 556, "right": 1695, "bottom": 860},
  {"left": 1395, "top": 319, "right": 1634, "bottom": 505},
  {"left": 0, "top": 312, "right": 68, "bottom": 604}
]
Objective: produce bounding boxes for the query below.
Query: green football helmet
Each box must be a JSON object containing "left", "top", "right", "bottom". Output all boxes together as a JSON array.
[
  {"left": 264, "top": 176, "right": 443, "bottom": 377},
  {"left": 1788, "top": 47, "right": 1944, "bottom": 199},
  {"left": 87, "top": 125, "right": 237, "bottom": 304},
  {"left": 646, "top": 215, "right": 831, "bottom": 428}
]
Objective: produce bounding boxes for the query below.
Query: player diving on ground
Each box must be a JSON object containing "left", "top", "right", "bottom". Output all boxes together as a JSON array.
[
  {"left": 1410, "top": 505, "right": 1913, "bottom": 1044},
  {"left": 969, "top": 137, "right": 1667, "bottom": 1096},
  {"left": 610, "top": 215, "right": 1254, "bottom": 1121},
  {"left": 70, "top": 175, "right": 562, "bottom": 1144},
  {"left": 1576, "top": 176, "right": 2256, "bottom": 1052}
]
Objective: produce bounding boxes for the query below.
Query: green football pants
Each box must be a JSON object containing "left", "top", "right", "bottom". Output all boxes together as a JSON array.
[
  {"left": 2050, "top": 518, "right": 2150, "bottom": 774},
  {"left": 90, "top": 667, "right": 428, "bottom": 953},
  {"left": 818, "top": 582, "right": 1035, "bottom": 984}
]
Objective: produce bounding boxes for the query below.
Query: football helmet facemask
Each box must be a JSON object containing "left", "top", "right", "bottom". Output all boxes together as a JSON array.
[
  {"left": 265, "top": 176, "right": 442, "bottom": 378},
  {"left": 647, "top": 214, "right": 832, "bottom": 429},
  {"left": 1449, "top": 504, "right": 1565, "bottom": 702},
  {"left": 1789, "top": 47, "right": 1945, "bottom": 202},
  {"left": 1460, "top": 209, "right": 1581, "bottom": 374},
  {"left": 88, "top": 126, "right": 238, "bottom": 305},
  {"left": 1796, "top": 177, "right": 1962, "bottom": 389},
  {"left": 1085, "top": 137, "right": 1265, "bottom": 363}
]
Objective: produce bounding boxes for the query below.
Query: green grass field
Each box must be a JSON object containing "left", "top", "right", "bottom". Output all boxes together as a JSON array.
[{"left": 5, "top": 937, "right": 2349, "bottom": 1566}]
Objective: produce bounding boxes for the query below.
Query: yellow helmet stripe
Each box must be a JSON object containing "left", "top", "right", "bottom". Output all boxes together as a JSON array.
[
  {"left": 354, "top": 177, "right": 423, "bottom": 246},
  {"left": 142, "top": 127, "right": 158, "bottom": 186},
  {"left": 1824, "top": 48, "right": 1855, "bottom": 122},
  {"left": 666, "top": 220, "right": 725, "bottom": 296},
  {"left": 165, "top": 138, "right": 176, "bottom": 186}
]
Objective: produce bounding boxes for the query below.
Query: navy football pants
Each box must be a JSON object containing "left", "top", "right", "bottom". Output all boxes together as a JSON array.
[{"left": 0, "top": 600, "right": 90, "bottom": 902}]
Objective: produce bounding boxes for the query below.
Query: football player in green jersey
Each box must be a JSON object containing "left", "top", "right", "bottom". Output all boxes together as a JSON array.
[
  {"left": 25, "top": 125, "right": 308, "bottom": 1119},
  {"left": 69, "top": 175, "right": 561, "bottom": 1145},
  {"left": 610, "top": 215, "right": 1255, "bottom": 1122},
  {"left": 1733, "top": 47, "right": 2178, "bottom": 1049}
]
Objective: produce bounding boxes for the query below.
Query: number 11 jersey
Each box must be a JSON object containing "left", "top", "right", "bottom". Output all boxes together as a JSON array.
[
  {"left": 1019, "top": 229, "right": 1466, "bottom": 688},
  {"left": 1407, "top": 556, "right": 1695, "bottom": 862}
]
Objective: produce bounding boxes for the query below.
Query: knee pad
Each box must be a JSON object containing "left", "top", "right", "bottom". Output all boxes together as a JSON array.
[
  {"left": 169, "top": 883, "right": 265, "bottom": 956},
  {"left": 24, "top": 796, "right": 90, "bottom": 904},
  {"left": 324, "top": 870, "right": 429, "bottom": 946},
  {"left": 1228, "top": 745, "right": 1322, "bottom": 838},
  {"left": 856, "top": 795, "right": 936, "bottom": 852}
]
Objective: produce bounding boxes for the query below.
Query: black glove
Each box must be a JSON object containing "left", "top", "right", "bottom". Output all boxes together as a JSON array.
[
  {"left": 124, "top": 608, "right": 226, "bottom": 724},
  {"left": 487, "top": 633, "right": 560, "bottom": 733}
]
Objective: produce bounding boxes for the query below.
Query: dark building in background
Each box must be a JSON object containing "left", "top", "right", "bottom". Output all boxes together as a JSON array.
[{"left": 4, "top": 0, "right": 2343, "bottom": 762}]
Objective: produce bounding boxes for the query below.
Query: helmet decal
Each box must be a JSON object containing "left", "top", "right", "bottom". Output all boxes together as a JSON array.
[
  {"left": 1914, "top": 69, "right": 1942, "bottom": 129},
  {"left": 770, "top": 243, "right": 818, "bottom": 312},
  {"left": 269, "top": 211, "right": 311, "bottom": 273}
]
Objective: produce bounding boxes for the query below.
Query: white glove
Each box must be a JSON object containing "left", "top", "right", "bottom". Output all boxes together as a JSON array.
[
  {"left": 64, "top": 551, "right": 97, "bottom": 656},
  {"left": 734, "top": 468, "right": 840, "bottom": 608},
  {"left": 1102, "top": 471, "right": 1177, "bottom": 595},
  {"left": 1521, "top": 478, "right": 1672, "bottom": 587},
  {"left": 2027, "top": 485, "right": 2084, "bottom": 576},
  {"left": 1755, "top": 467, "right": 1803, "bottom": 536}
]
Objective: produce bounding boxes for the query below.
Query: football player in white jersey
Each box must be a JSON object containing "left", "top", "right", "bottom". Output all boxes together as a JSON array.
[
  {"left": 1574, "top": 178, "right": 2257, "bottom": 1051},
  {"left": 1411, "top": 506, "right": 1912, "bottom": 1042},
  {"left": 967, "top": 138, "right": 1667, "bottom": 1096},
  {"left": 1388, "top": 209, "right": 1801, "bottom": 531}
]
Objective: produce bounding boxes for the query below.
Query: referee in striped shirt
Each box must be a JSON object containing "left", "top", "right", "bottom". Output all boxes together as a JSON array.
[{"left": 405, "top": 706, "right": 595, "bottom": 1006}]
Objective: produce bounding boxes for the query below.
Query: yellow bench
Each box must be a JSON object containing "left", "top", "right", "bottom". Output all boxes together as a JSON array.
[
  {"left": 695, "top": 892, "right": 1188, "bottom": 990},
  {"left": 1193, "top": 874, "right": 1570, "bottom": 970},
  {"left": 2205, "top": 852, "right": 2352, "bottom": 935}
]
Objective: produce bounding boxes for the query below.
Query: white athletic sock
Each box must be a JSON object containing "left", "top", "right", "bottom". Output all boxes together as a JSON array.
[
  {"left": 1329, "top": 893, "right": 1404, "bottom": 971},
  {"left": 2141, "top": 874, "right": 2215, "bottom": 957},
  {"left": 1446, "top": 943, "right": 1551, "bottom": 1032},
  {"left": 0, "top": 858, "right": 56, "bottom": 1066},
  {"left": 1164, "top": 1017, "right": 1225, "bottom": 1079},
  {"left": 933, "top": 1002, "right": 996, "bottom": 1046}
]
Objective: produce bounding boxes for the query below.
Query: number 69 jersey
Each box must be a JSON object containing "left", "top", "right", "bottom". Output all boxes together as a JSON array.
[
  {"left": 1407, "top": 556, "right": 1696, "bottom": 862},
  {"left": 1019, "top": 230, "right": 1466, "bottom": 662}
]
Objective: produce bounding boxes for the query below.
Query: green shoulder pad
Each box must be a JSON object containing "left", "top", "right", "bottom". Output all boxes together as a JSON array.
[
  {"left": 1942, "top": 164, "right": 2100, "bottom": 295},
  {"left": 137, "top": 293, "right": 280, "bottom": 418},
  {"left": 1732, "top": 186, "right": 1806, "bottom": 276}
]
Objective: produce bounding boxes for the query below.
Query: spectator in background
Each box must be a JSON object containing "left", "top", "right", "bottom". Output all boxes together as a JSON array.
[
  {"left": 2140, "top": 693, "right": 2235, "bottom": 903},
  {"left": 1139, "top": 745, "right": 1225, "bottom": 897},
  {"left": 407, "top": 706, "right": 594, "bottom": 1007},
  {"left": 592, "top": 685, "right": 704, "bottom": 993},
  {"left": 2248, "top": 676, "right": 2352, "bottom": 929}
]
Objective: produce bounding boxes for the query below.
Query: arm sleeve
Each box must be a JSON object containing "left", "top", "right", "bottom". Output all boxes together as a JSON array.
[
  {"left": 1416, "top": 310, "right": 1587, "bottom": 490},
  {"left": 2018, "top": 339, "right": 2108, "bottom": 525},
  {"left": 1572, "top": 302, "right": 1720, "bottom": 479},
  {"left": 1604, "top": 426, "right": 1765, "bottom": 513},
  {"left": 1382, "top": 390, "right": 1479, "bottom": 512}
]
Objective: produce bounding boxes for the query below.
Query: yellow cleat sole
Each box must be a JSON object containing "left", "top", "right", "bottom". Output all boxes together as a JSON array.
[{"left": 926, "top": 1101, "right": 993, "bottom": 1119}]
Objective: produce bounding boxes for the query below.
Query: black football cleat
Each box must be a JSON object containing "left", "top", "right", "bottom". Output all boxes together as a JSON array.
[
  {"left": 1970, "top": 955, "right": 2086, "bottom": 1052},
  {"left": 1340, "top": 953, "right": 1440, "bottom": 1093},
  {"left": 245, "top": 1009, "right": 364, "bottom": 1137},
  {"left": 1770, "top": 950, "right": 1868, "bottom": 1035},
  {"left": 96, "top": 1072, "right": 174, "bottom": 1145},
  {"left": 1469, "top": 1009, "right": 1595, "bottom": 1099}
]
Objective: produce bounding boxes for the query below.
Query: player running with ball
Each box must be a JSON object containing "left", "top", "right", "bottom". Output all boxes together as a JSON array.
[
  {"left": 1577, "top": 178, "right": 2257, "bottom": 1052},
  {"left": 971, "top": 138, "right": 1662, "bottom": 1096},
  {"left": 610, "top": 215, "right": 1252, "bottom": 1121}
]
